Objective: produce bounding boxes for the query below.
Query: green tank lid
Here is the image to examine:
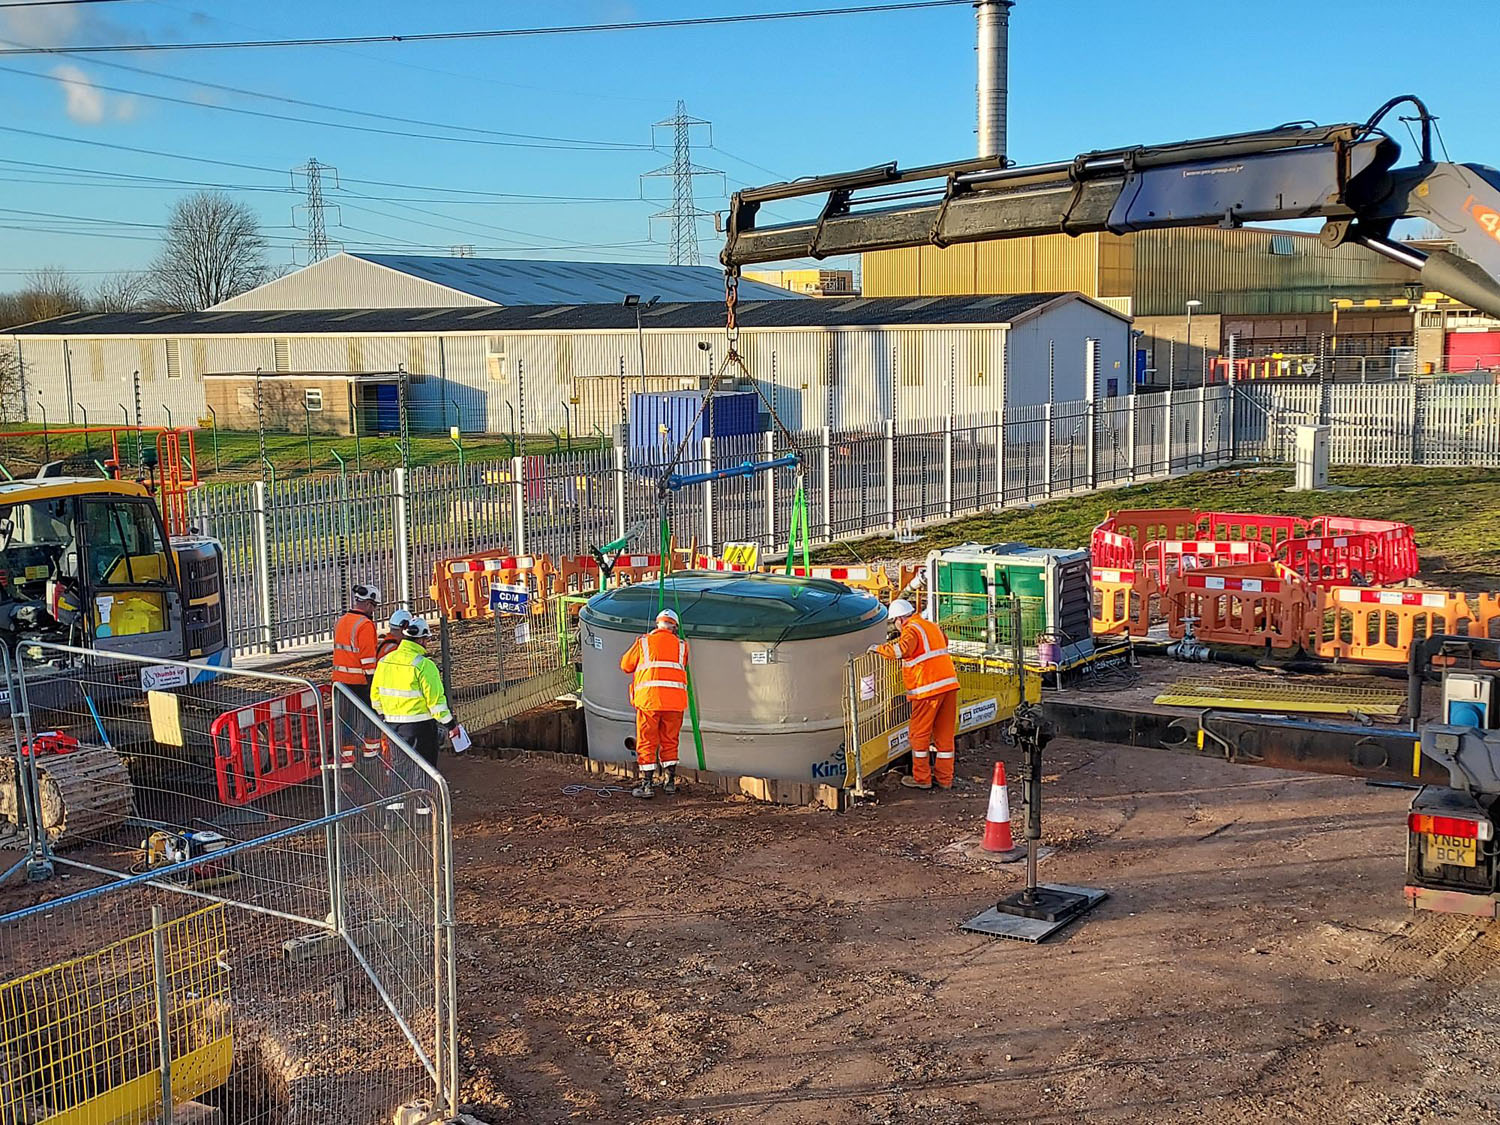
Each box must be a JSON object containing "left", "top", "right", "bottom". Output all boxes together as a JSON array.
[{"left": 580, "top": 572, "right": 886, "bottom": 642}]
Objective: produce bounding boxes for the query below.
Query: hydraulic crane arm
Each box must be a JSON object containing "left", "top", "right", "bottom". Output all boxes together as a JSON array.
[{"left": 720, "top": 96, "right": 1500, "bottom": 319}]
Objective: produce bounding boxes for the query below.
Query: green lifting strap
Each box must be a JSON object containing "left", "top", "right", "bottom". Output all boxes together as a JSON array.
[
  {"left": 658, "top": 509, "right": 707, "bottom": 770},
  {"left": 782, "top": 473, "right": 811, "bottom": 576}
]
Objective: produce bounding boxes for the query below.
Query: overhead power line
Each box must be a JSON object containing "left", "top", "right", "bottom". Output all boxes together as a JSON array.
[
  {"left": 14, "top": 52, "right": 651, "bottom": 149},
  {"left": 0, "top": 0, "right": 130, "bottom": 7},
  {"left": 0, "top": 63, "right": 650, "bottom": 150},
  {"left": 0, "top": 1, "right": 971, "bottom": 55}
]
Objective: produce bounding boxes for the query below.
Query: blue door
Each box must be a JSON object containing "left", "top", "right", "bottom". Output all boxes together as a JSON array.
[{"left": 375, "top": 384, "right": 399, "bottom": 433}]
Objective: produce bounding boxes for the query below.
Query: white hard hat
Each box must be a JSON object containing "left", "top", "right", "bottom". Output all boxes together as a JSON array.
[
  {"left": 888, "top": 598, "right": 916, "bottom": 619},
  {"left": 352, "top": 582, "right": 381, "bottom": 603},
  {"left": 388, "top": 608, "right": 413, "bottom": 630},
  {"left": 402, "top": 618, "right": 433, "bottom": 641},
  {"left": 656, "top": 608, "right": 680, "bottom": 627}
]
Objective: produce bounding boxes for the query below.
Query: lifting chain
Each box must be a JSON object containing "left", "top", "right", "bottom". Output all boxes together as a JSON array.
[{"left": 724, "top": 266, "right": 741, "bottom": 355}]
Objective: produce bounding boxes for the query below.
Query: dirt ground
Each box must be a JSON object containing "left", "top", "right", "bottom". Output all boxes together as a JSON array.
[{"left": 444, "top": 738, "right": 1500, "bottom": 1125}]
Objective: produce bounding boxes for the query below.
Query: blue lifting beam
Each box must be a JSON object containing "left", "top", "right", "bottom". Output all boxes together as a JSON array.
[{"left": 662, "top": 454, "right": 799, "bottom": 492}]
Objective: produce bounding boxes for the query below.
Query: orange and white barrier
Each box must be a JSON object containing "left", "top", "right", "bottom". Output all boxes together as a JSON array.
[{"left": 1165, "top": 563, "right": 1307, "bottom": 651}]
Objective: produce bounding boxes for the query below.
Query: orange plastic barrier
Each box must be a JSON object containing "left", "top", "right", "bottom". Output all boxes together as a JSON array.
[
  {"left": 1101, "top": 508, "right": 1199, "bottom": 555},
  {"left": 1143, "top": 538, "right": 1271, "bottom": 583},
  {"left": 1164, "top": 563, "right": 1308, "bottom": 651},
  {"left": 211, "top": 685, "right": 325, "bottom": 806},
  {"left": 1308, "top": 587, "right": 1484, "bottom": 663},
  {"left": 1321, "top": 517, "right": 1420, "bottom": 584},
  {"left": 1195, "top": 511, "right": 1317, "bottom": 549},
  {"left": 1091, "top": 567, "right": 1152, "bottom": 636}
]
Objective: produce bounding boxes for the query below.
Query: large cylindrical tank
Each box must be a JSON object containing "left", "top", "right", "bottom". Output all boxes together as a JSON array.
[{"left": 579, "top": 572, "right": 887, "bottom": 783}]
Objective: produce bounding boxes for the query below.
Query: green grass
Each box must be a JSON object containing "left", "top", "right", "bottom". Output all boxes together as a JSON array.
[
  {"left": 0, "top": 427, "right": 607, "bottom": 481},
  {"left": 815, "top": 465, "right": 1500, "bottom": 589}
]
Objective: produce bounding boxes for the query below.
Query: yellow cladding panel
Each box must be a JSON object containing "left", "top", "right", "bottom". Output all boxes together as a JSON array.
[
  {"left": 919, "top": 245, "right": 978, "bottom": 295},
  {"left": 861, "top": 247, "right": 925, "bottom": 297}
]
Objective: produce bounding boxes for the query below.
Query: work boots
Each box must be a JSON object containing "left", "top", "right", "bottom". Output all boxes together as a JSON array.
[
  {"left": 661, "top": 765, "right": 677, "bottom": 796},
  {"left": 631, "top": 775, "right": 655, "bottom": 799}
]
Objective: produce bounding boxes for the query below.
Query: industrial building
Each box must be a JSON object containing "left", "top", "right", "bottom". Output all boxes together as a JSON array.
[
  {"left": 862, "top": 228, "right": 1430, "bottom": 380},
  {"left": 209, "top": 252, "right": 800, "bottom": 311},
  {"left": 7, "top": 292, "right": 1130, "bottom": 435},
  {"left": 743, "top": 269, "right": 858, "bottom": 297}
]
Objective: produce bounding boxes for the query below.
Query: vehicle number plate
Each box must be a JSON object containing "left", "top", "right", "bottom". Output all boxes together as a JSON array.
[{"left": 1427, "top": 833, "right": 1476, "bottom": 868}]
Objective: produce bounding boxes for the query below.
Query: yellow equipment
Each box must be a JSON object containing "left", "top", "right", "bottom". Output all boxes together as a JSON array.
[{"left": 0, "top": 474, "right": 228, "bottom": 668}]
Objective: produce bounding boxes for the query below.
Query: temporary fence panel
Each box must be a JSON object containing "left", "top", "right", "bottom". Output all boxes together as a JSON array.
[
  {"left": 0, "top": 646, "right": 458, "bottom": 1121},
  {"left": 0, "top": 905, "right": 233, "bottom": 1125},
  {"left": 439, "top": 603, "right": 578, "bottom": 733},
  {"left": 841, "top": 650, "right": 1040, "bottom": 789}
]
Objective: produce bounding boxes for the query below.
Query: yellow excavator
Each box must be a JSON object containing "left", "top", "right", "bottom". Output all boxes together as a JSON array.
[{"left": 0, "top": 429, "right": 227, "bottom": 677}]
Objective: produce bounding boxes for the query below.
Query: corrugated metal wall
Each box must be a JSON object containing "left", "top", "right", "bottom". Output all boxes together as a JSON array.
[
  {"left": 863, "top": 228, "right": 1417, "bottom": 316},
  {"left": 12, "top": 308, "right": 1136, "bottom": 434},
  {"left": 1128, "top": 228, "right": 1414, "bottom": 316}
]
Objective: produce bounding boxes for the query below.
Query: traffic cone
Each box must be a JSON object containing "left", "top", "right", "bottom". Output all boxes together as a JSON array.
[{"left": 982, "top": 761, "right": 1021, "bottom": 856}]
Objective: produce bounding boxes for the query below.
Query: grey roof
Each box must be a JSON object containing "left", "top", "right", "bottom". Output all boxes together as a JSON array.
[
  {"left": 8, "top": 294, "right": 1100, "bottom": 338},
  {"left": 352, "top": 253, "right": 800, "bottom": 305}
]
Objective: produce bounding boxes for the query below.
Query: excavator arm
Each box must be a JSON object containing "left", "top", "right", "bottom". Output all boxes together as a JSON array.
[{"left": 720, "top": 96, "right": 1500, "bottom": 319}]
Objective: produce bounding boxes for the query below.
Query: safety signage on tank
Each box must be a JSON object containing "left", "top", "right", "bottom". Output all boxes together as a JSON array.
[
  {"left": 489, "top": 583, "right": 530, "bottom": 616},
  {"left": 750, "top": 650, "right": 776, "bottom": 666}
]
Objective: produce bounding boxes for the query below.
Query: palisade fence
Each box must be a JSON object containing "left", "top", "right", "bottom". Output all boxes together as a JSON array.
[
  {"left": 1233, "top": 378, "right": 1500, "bottom": 467},
  {"left": 189, "top": 386, "right": 1236, "bottom": 656},
  {"left": 182, "top": 378, "right": 1500, "bottom": 658}
]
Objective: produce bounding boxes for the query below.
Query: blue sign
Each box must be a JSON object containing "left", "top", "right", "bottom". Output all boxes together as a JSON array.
[{"left": 489, "top": 583, "right": 530, "bottom": 616}]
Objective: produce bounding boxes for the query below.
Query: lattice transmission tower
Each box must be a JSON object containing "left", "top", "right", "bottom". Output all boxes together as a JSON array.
[
  {"left": 292, "top": 157, "right": 341, "bottom": 264},
  {"left": 641, "top": 101, "right": 721, "bottom": 266}
]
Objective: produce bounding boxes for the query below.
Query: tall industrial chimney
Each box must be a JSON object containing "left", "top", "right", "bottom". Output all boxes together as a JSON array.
[{"left": 975, "top": 0, "right": 1013, "bottom": 163}]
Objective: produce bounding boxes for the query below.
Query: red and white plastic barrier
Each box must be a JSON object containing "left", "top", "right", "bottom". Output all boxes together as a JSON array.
[{"left": 211, "top": 687, "right": 324, "bottom": 806}]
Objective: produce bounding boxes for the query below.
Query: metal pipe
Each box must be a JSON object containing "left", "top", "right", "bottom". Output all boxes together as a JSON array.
[
  {"left": 152, "top": 906, "right": 175, "bottom": 1124},
  {"left": 975, "top": 0, "right": 1013, "bottom": 162}
]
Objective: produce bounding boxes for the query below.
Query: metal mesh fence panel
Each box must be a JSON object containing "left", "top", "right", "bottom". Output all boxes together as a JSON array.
[
  {"left": 893, "top": 427, "right": 945, "bottom": 526},
  {"left": 187, "top": 482, "right": 266, "bottom": 656},
  {"left": 266, "top": 473, "right": 399, "bottom": 651},
  {"left": 1001, "top": 404, "right": 1047, "bottom": 504},
  {"left": 407, "top": 461, "right": 517, "bottom": 615},
  {"left": 0, "top": 647, "right": 456, "bottom": 1124}
]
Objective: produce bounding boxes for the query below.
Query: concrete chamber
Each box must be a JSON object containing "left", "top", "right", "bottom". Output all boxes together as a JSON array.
[{"left": 579, "top": 572, "right": 888, "bottom": 783}]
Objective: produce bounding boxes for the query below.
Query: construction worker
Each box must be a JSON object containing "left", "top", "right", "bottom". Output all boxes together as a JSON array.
[
  {"left": 333, "top": 582, "right": 381, "bottom": 706},
  {"left": 619, "top": 608, "right": 688, "bottom": 799},
  {"left": 376, "top": 607, "right": 413, "bottom": 662},
  {"left": 870, "top": 598, "right": 960, "bottom": 790},
  {"left": 371, "top": 618, "right": 468, "bottom": 770}
]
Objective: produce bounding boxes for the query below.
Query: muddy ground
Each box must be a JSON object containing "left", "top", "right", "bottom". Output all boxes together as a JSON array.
[{"left": 446, "top": 738, "right": 1500, "bottom": 1125}]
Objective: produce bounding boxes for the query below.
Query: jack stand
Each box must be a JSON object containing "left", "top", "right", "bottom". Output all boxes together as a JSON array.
[{"left": 962, "top": 704, "right": 1107, "bottom": 943}]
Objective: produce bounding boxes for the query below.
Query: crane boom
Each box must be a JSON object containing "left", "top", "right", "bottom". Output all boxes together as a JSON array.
[{"left": 720, "top": 98, "right": 1500, "bottom": 319}]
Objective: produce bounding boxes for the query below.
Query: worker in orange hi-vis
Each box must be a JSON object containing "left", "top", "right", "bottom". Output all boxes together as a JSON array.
[
  {"left": 333, "top": 582, "right": 382, "bottom": 763},
  {"left": 619, "top": 608, "right": 689, "bottom": 800},
  {"left": 870, "top": 598, "right": 960, "bottom": 790}
]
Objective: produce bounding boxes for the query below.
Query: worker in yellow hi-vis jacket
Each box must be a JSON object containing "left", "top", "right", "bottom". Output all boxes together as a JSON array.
[{"left": 371, "top": 618, "right": 470, "bottom": 769}]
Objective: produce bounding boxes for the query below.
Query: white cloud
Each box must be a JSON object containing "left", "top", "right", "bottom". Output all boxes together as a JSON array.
[{"left": 51, "top": 64, "right": 105, "bottom": 125}]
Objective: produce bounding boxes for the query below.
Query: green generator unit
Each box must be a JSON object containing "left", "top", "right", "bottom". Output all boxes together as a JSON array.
[{"left": 923, "top": 543, "right": 1095, "bottom": 667}]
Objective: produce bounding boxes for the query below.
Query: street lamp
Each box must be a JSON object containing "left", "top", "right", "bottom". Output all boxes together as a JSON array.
[
  {"left": 622, "top": 294, "right": 659, "bottom": 433},
  {"left": 1181, "top": 299, "right": 1203, "bottom": 391}
]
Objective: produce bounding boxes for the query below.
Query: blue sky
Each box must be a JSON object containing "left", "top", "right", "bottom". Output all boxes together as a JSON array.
[{"left": 0, "top": 0, "right": 1493, "bottom": 285}]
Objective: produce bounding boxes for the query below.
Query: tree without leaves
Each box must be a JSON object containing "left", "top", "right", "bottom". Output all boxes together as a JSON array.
[
  {"left": 92, "top": 270, "right": 150, "bottom": 313},
  {"left": 148, "top": 191, "right": 270, "bottom": 311}
]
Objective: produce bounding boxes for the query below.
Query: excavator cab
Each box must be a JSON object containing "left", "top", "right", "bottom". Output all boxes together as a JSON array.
[{"left": 0, "top": 474, "right": 228, "bottom": 681}]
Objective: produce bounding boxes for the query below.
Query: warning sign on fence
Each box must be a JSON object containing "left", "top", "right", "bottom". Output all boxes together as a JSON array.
[
  {"left": 722, "top": 542, "right": 759, "bottom": 569},
  {"left": 490, "top": 582, "right": 530, "bottom": 616}
]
